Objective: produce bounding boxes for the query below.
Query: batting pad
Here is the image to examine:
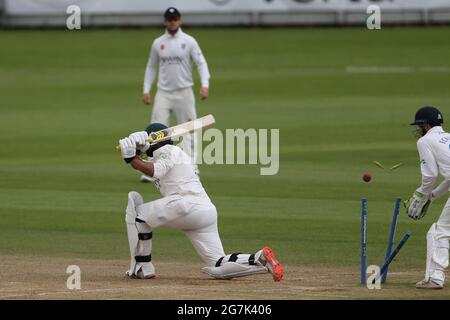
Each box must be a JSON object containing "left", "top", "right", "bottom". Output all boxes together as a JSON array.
[
  {"left": 426, "top": 223, "right": 449, "bottom": 284},
  {"left": 126, "top": 191, "right": 155, "bottom": 277},
  {"left": 201, "top": 262, "right": 267, "bottom": 280}
]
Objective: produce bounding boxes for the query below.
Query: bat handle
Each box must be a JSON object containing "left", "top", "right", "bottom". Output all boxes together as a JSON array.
[{"left": 115, "top": 136, "right": 155, "bottom": 152}]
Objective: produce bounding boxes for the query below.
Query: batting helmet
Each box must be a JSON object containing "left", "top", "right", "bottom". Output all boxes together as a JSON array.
[{"left": 144, "top": 123, "right": 173, "bottom": 157}]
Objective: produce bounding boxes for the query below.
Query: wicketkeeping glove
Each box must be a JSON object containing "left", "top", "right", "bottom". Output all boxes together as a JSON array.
[
  {"left": 119, "top": 137, "right": 137, "bottom": 163},
  {"left": 404, "top": 190, "right": 431, "bottom": 220},
  {"left": 129, "top": 131, "right": 150, "bottom": 153}
]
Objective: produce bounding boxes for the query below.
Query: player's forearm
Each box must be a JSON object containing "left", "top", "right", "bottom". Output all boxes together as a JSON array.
[
  {"left": 143, "top": 44, "right": 159, "bottom": 94},
  {"left": 192, "top": 47, "right": 210, "bottom": 88},
  {"left": 197, "top": 62, "right": 210, "bottom": 88},
  {"left": 432, "top": 179, "right": 450, "bottom": 200},
  {"left": 417, "top": 175, "right": 438, "bottom": 195},
  {"left": 143, "top": 65, "right": 157, "bottom": 94},
  {"left": 130, "top": 157, "right": 155, "bottom": 177}
]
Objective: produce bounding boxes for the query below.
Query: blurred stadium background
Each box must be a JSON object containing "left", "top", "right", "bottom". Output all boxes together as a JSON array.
[{"left": 1, "top": 0, "right": 450, "bottom": 28}]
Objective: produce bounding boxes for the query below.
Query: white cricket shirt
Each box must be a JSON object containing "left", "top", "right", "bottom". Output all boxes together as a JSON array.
[
  {"left": 416, "top": 126, "right": 450, "bottom": 194},
  {"left": 143, "top": 28, "right": 210, "bottom": 93},
  {"left": 150, "top": 144, "right": 210, "bottom": 200}
]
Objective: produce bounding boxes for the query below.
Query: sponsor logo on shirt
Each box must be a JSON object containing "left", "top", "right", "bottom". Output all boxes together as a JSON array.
[
  {"left": 181, "top": 43, "right": 186, "bottom": 50},
  {"left": 160, "top": 44, "right": 165, "bottom": 50},
  {"left": 160, "top": 56, "right": 184, "bottom": 64}
]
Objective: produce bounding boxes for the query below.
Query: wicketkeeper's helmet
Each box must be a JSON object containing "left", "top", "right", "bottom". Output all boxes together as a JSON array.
[{"left": 410, "top": 106, "right": 443, "bottom": 126}]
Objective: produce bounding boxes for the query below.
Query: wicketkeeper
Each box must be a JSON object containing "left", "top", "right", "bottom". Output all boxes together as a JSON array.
[
  {"left": 117, "top": 123, "right": 284, "bottom": 281},
  {"left": 405, "top": 106, "right": 450, "bottom": 289}
]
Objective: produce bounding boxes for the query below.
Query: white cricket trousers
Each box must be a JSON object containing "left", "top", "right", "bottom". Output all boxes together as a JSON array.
[
  {"left": 151, "top": 87, "right": 198, "bottom": 164},
  {"left": 425, "top": 196, "right": 450, "bottom": 284},
  {"left": 136, "top": 194, "right": 225, "bottom": 266}
]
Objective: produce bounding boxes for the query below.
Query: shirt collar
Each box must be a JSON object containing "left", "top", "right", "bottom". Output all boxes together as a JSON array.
[
  {"left": 427, "top": 126, "right": 443, "bottom": 135},
  {"left": 165, "top": 28, "right": 182, "bottom": 38}
]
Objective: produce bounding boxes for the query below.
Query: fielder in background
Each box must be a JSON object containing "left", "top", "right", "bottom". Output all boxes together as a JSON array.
[
  {"left": 142, "top": 7, "right": 210, "bottom": 179},
  {"left": 405, "top": 106, "right": 450, "bottom": 289},
  {"left": 117, "top": 124, "right": 284, "bottom": 282}
]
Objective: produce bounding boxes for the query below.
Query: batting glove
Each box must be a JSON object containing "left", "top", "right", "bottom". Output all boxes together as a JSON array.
[
  {"left": 129, "top": 131, "right": 150, "bottom": 152},
  {"left": 404, "top": 190, "right": 431, "bottom": 220},
  {"left": 119, "top": 137, "right": 137, "bottom": 163}
]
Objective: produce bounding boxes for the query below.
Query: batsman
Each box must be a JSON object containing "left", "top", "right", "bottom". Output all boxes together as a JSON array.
[
  {"left": 405, "top": 106, "right": 450, "bottom": 289},
  {"left": 117, "top": 124, "right": 284, "bottom": 281}
]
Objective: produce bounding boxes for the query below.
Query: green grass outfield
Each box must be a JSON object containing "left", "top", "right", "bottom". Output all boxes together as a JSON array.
[{"left": 1, "top": 26, "right": 450, "bottom": 293}]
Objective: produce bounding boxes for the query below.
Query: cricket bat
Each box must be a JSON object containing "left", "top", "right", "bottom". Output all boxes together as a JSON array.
[{"left": 115, "top": 114, "right": 215, "bottom": 151}]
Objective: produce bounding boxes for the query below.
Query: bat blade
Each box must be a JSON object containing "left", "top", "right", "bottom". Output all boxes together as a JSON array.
[
  {"left": 152, "top": 114, "right": 215, "bottom": 144},
  {"left": 115, "top": 114, "right": 215, "bottom": 151}
]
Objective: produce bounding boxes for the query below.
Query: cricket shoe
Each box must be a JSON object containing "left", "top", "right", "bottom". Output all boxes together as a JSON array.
[
  {"left": 415, "top": 279, "right": 443, "bottom": 289},
  {"left": 257, "top": 246, "right": 284, "bottom": 282},
  {"left": 126, "top": 269, "right": 156, "bottom": 280}
]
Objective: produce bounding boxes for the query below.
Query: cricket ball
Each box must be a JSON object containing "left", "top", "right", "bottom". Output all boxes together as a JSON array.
[{"left": 362, "top": 172, "right": 372, "bottom": 183}]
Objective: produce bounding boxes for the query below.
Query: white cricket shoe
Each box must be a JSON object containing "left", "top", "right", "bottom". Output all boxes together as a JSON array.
[
  {"left": 126, "top": 264, "right": 156, "bottom": 280},
  {"left": 416, "top": 279, "right": 443, "bottom": 289}
]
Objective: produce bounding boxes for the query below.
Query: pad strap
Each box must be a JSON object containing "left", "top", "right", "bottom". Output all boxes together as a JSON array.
[
  {"left": 229, "top": 252, "right": 242, "bottom": 263},
  {"left": 138, "top": 232, "right": 152, "bottom": 240},
  {"left": 248, "top": 254, "right": 256, "bottom": 265},
  {"left": 135, "top": 255, "right": 152, "bottom": 263},
  {"left": 215, "top": 256, "right": 225, "bottom": 267}
]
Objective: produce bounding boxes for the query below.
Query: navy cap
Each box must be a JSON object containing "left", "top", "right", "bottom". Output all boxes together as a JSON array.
[
  {"left": 164, "top": 7, "right": 181, "bottom": 19},
  {"left": 410, "top": 106, "right": 443, "bottom": 126}
]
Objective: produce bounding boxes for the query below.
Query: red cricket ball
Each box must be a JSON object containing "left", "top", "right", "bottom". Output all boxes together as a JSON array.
[{"left": 362, "top": 172, "right": 372, "bottom": 183}]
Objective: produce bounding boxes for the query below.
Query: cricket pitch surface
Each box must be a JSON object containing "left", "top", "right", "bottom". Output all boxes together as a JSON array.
[{"left": 1, "top": 255, "right": 450, "bottom": 300}]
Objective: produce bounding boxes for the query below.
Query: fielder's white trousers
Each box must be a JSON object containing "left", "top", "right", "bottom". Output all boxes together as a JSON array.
[
  {"left": 425, "top": 196, "right": 450, "bottom": 284},
  {"left": 151, "top": 87, "right": 198, "bottom": 165},
  {"left": 136, "top": 194, "right": 225, "bottom": 266}
]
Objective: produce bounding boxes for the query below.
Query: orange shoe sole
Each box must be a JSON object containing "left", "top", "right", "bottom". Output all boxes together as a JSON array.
[{"left": 262, "top": 246, "right": 284, "bottom": 282}]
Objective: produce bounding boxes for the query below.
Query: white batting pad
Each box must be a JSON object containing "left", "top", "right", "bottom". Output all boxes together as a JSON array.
[{"left": 201, "top": 262, "right": 267, "bottom": 280}]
